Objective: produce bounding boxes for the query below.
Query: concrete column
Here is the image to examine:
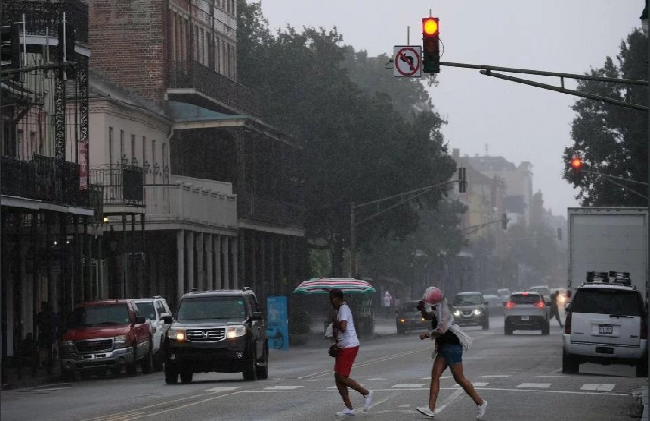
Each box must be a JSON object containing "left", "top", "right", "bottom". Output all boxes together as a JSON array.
[
  {"left": 232, "top": 236, "right": 239, "bottom": 289},
  {"left": 206, "top": 234, "right": 213, "bottom": 290},
  {"left": 196, "top": 232, "right": 204, "bottom": 291},
  {"left": 260, "top": 235, "right": 267, "bottom": 297},
  {"left": 222, "top": 236, "right": 229, "bottom": 289},
  {"left": 238, "top": 232, "right": 246, "bottom": 289},
  {"left": 186, "top": 231, "right": 195, "bottom": 291},
  {"left": 251, "top": 232, "right": 257, "bottom": 293},
  {"left": 214, "top": 235, "right": 222, "bottom": 289},
  {"left": 176, "top": 230, "right": 185, "bottom": 298}
]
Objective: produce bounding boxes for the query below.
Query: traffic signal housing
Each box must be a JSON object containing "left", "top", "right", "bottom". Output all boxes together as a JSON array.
[
  {"left": 1, "top": 24, "right": 21, "bottom": 81},
  {"left": 422, "top": 17, "right": 440, "bottom": 74},
  {"left": 458, "top": 167, "right": 467, "bottom": 193}
]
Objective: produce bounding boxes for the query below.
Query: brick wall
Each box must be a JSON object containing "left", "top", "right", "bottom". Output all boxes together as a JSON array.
[{"left": 86, "top": 0, "right": 167, "bottom": 106}]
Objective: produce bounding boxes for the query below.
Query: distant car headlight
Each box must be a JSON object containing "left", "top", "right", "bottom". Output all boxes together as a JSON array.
[
  {"left": 227, "top": 325, "right": 246, "bottom": 339},
  {"left": 453, "top": 310, "right": 461, "bottom": 317},
  {"left": 114, "top": 335, "right": 128, "bottom": 347},
  {"left": 400, "top": 318, "right": 406, "bottom": 323},
  {"left": 61, "top": 340, "right": 75, "bottom": 347},
  {"left": 168, "top": 328, "right": 186, "bottom": 341},
  {"left": 474, "top": 309, "right": 482, "bottom": 315}
]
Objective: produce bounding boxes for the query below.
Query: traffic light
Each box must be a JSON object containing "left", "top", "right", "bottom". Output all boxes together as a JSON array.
[
  {"left": 458, "top": 167, "right": 467, "bottom": 193},
  {"left": 501, "top": 213, "right": 508, "bottom": 230},
  {"left": 422, "top": 17, "right": 440, "bottom": 74},
  {"left": 570, "top": 156, "right": 583, "bottom": 175},
  {"left": 1, "top": 23, "right": 21, "bottom": 81},
  {"left": 58, "top": 22, "right": 76, "bottom": 77}
]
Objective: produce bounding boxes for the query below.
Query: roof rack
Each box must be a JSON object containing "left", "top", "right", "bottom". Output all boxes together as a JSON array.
[
  {"left": 153, "top": 295, "right": 163, "bottom": 299},
  {"left": 585, "top": 271, "right": 632, "bottom": 287},
  {"left": 242, "top": 287, "right": 252, "bottom": 291}
]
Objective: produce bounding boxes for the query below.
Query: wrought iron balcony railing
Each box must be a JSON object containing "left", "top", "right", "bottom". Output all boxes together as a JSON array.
[
  {"left": 1, "top": 0, "right": 89, "bottom": 43},
  {"left": 1, "top": 154, "right": 91, "bottom": 207},
  {"left": 237, "top": 191, "right": 305, "bottom": 229},
  {"left": 90, "top": 164, "right": 144, "bottom": 207},
  {"left": 167, "top": 61, "right": 260, "bottom": 117}
]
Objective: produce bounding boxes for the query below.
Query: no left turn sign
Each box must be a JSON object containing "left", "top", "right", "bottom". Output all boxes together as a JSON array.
[{"left": 393, "top": 46, "right": 422, "bottom": 78}]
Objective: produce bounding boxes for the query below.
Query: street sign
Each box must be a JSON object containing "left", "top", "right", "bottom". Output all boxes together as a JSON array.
[{"left": 393, "top": 45, "right": 422, "bottom": 78}]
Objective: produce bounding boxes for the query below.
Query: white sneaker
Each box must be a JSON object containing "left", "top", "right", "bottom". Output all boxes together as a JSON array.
[
  {"left": 477, "top": 400, "right": 487, "bottom": 420},
  {"left": 336, "top": 408, "right": 355, "bottom": 417},
  {"left": 416, "top": 406, "right": 436, "bottom": 418},
  {"left": 363, "top": 390, "right": 373, "bottom": 411}
]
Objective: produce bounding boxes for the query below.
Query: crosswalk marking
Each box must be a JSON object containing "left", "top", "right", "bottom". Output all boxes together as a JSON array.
[
  {"left": 481, "top": 375, "right": 510, "bottom": 378},
  {"left": 264, "top": 386, "right": 304, "bottom": 390},
  {"left": 473, "top": 382, "right": 489, "bottom": 387},
  {"left": 399, "top": 404, "right": 411, "bottom": 408},
  {"left": 392, "top": 384, "right": 426, "bottom": 388},
  {"left": 516, "top": 383, "right": 551, "bottom": 388},
  {"left": 581, "top": 384, "right": 615, "bottom": 392},
  {"left": 367, "top": 378, "right": 386, "bottom": 381},
  {"left": 204, "top": 387, "right": 239, "bottom": 393}
]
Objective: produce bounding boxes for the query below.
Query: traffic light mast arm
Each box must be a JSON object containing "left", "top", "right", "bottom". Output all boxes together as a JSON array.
[{"left": 581, "top": 169, "right": 649, "bottom": 187}]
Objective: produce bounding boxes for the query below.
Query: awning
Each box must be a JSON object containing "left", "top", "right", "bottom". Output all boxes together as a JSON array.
[{"left": 1, "top": 195, "right": 94, "bottom": 216}]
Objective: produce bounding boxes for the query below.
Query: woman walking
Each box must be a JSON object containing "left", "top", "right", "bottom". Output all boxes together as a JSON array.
[
  {"left": 416, "top": 287, "right": 487, "bottom": 420},
  {"left": 329, "top": 288, "right": 373, "bottom": 417}
]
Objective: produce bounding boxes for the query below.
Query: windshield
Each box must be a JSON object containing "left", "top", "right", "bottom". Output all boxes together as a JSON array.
[
  {"left": 512, "top": 294, "right": 543, "bottom": 305},
  {"left": 453, "top": 294, "right": 482, "bottom": 305},
  {"left": 135, "top": 302, "right": 155, "bottom": 320},
  {"left": 68, "top": 305, "right": 131, "bottom": 327},
  {"left": 399, "top": 302, "right": 420, "bottom": 312},
  {"left": 177, "top": 297, "right": 247, "bottom": 322},
  {"left": 530, "top": 287, "right": 551, "bottom": 296},
  {"left": 571, "top": 289, "right": 643, "bottom": 316}
]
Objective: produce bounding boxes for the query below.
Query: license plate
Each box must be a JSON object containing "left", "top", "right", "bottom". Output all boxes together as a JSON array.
[
  {"left": 596, "top": 346, "right": 614, "bottom": 355},
  {"left": 599, "top": 325, "right": 613, "bottom": 335},
  {"left": 521, "top": 316, "right": 529, "bottom": 321}
]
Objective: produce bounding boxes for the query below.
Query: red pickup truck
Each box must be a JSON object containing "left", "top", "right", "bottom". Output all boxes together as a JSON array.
[{"left": 59, "top": 299, "right": 153, "bottom": 379}]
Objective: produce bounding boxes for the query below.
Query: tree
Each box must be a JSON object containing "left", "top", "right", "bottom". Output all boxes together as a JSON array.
[
  {"left": 238, "top": 1, "right": 459, "bottom": 275},
  {"left": 563, "top": 29, "right": 647, "bottom": 206}
]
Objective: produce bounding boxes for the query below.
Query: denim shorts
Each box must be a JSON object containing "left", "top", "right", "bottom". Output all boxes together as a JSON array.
[{"left": 438, "top": 343, "right": 463, "bottom": 366}]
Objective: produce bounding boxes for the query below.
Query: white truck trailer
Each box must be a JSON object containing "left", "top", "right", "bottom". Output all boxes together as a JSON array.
[{"left": 568, "top": 207, "right": 648, "bottom": 300}]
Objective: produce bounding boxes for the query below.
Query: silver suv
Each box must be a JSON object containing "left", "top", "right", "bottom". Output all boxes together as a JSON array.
[
  {"left": 562, "top": 272, "right": 647, "bottom": 376},
  {"left": 504, "top": 292, "right": 549, "bottom": 335}
]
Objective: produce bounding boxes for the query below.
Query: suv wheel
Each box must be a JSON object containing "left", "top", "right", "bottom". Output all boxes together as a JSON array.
[
  {"left": 180, "top": 371, "right": 194, "bottom": 384},
  {"left": 243, "top": 347, "right": 258, "bottom": 381},
  {"left": 126, "top": 344, "right": 138, "bottom": 376},
  {"left": 562, "top": 349, "right": 579, "bottom": 374},
  {"left": 165, "top": 364, "right": 178, "bottom": 384},
  {"left": 636, "top": 355, "right": 648, "bottom": 378},
  {"left": 141, "top": 342, "right": 154, "bottom": 374},
  {"left": 256, "top": 343, "right": 269, "bottom": 380}
]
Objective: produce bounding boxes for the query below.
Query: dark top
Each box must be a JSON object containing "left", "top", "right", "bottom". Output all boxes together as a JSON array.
[{"left": 431, "top": 315, "right": 460, "bottom": 347}]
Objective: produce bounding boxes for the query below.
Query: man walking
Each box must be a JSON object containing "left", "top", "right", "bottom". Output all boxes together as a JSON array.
[
  {"left": 550, "top": 291, "right": 563, "bottom": 328},
  {"left": 383, "top": 291, "right": 393, "bottom": 319},
  {"left": 329, "top": 289, "right": 373, "bottom": 416}
]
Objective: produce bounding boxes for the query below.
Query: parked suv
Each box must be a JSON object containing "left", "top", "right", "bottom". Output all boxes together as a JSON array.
[
  {"left": 451, "top": 292, "right": 490, "bottom": 330},
  {"left": 163, "top": 288, "right": 268, "bottom": 384},
  {"left": 133, "top": 296, "right": 172, "bottom": 370},
  {"left": 562, "top": 272, "right": 648, "bottom": 376},
  {"left": 59, "top": 300, "right": 154, "bottom": 379},
  {"left": 504, "top": 292, "right": 549, "bottom": 335}
]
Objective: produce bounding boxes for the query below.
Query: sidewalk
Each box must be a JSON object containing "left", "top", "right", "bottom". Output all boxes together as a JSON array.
[{"left": 1, "top": 361, "right": 62, "bottom": 391}]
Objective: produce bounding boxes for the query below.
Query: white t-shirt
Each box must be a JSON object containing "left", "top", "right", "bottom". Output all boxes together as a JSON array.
[{"left": 336, "top": 304, "right": 360, "bottom": 349}]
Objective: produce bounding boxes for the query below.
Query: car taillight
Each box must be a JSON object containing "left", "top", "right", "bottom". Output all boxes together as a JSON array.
[
  {"left": 642, "top": 314, "right": 648, "bottom": 340},
  {"left": 565, "top": 311, "right": 572, "bottom": 334},
  {"left": 505, "top": 301, "right": 516, "bottom": 310},
  {"left": 534, "top": 301, "right": 545, "bottom": 309}
]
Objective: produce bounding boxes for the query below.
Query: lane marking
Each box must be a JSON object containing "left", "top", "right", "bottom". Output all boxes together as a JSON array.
[
  {"left": 204, "top": 387, "right": 239, "bottom": 393},
  {"left": 368, "top": 391, "right": 402, "bottom": 410},
  {"left": 473, "top": 382, "right": 489, "bottom": 387},
  {"left": 435, "top": 388, "right": 465, "bottom": 414},
  {"left": 324, "top": 387, "right": 630, "bottom": 397},
  {"left": 399, "top": 404, "right": 411, "bottom": 408},
  {"left": 264, "top": 385, "right": 304, "bottom": 390},
  {"left": 517, "top": 383, "right": 551, "bottom": 388},
  {"left": 367, "top": 378, "right": 386, "bottom": 381},
  {"left": 392, "top": 384, "right": 425, "bottom": 388},
  {"left": 581, "top": 384, "right": 615, "bottom": 392},
  {"left": 481, "top": 375, "right": 510, "bottom": 378},
  {"left": 537, "top": 375, "right": 565, "bottom": 378}
]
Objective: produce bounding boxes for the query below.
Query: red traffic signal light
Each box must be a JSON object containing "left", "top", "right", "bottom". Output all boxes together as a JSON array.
[
  {"left": 422, "top": 17, "right": 440, "bottom": 74},
  {"left": 570, "top": 157, "right": 582, "bottom": 170}
]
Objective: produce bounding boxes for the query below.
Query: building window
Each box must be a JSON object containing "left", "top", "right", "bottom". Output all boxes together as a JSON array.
[
  {"left": 109, "top": 126, "right": 114, "bottom": 165},
  {"left": 29, "top": 131, "right": 36, "bottom": 159},
  {"left": 17, "top": 129, "right": 23, "bottom": 160}
]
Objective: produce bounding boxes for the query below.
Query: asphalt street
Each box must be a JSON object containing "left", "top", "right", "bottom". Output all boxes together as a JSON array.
[{"left": 0, "top": 316, "right": 645, "bottom": 421}]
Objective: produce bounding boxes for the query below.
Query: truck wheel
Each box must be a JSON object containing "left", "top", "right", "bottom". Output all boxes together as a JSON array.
[
  {"left": 562, "top": 349, "right": 579, "bottom": 374},
  {"left": 141, "top": 343, "right": 154, "bottom": 374},
  {"left": 180, "top": 371, "right": 193, "bottom": 384},
  {"left": 165, "top": 364, "right": 178, "bottom": 384},
  {"left": 126, "top": 344, "right": 138, "bottom": 376},
  {"left": 636, "top": 356, "right": 648, "bottom": 377},
  {"left": 256, "top": 343, "right": 269, "bottom": 380},
  {"left": 243, "top": 348, "right": 257, "bottom": 381}
]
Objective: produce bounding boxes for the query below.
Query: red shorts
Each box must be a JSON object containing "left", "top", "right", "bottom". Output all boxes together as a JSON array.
[{"left": 334, "top": 346, "right": 359, "bottom": 377}]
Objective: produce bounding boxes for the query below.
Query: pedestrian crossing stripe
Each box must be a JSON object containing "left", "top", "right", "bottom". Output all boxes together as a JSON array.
[
  {"left": 481, "top": 375, "right": 510, "bottom": 378},
  {"left": 580, "top": 384, "right": 615, "bottom": 392},
  {"left": 516, "top": 383, "right": 551, "bottom": 388},
  {"left": 392, "top": 384, "right": 426, "bottom": 388},
  {"left": 367, "top": 378, "right": 386, "bottom": 381},
  {"left": 453, "top": 382, "right": 489, "bottom": 388},
  {"left": 204, "top": 387, "right": 239, "bottom": 393},
  {"left": 264, "top": 386, "right": 304, "bottom": 390}
]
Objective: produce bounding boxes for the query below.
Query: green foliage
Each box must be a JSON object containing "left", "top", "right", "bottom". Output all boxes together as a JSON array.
[
  {"left": 238, "top": 1, "right": 458, "bottom": 255},
  {"left": 563, "top": 29, "right": 648, "bottom": 206},
  {"left": 309, "top": 249, "right": 332, "bottom": 278}
]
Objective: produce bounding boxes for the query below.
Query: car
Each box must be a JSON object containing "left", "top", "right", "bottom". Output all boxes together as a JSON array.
[
  {"left": 483, "top": 294, "right": 504, "bottom": 315},
  {"left": 395, "top": 300, "right": 429, "bottom": 334},
  {"left": 133, "top": 296, "right": 173, "bottom": 370},
  {"left": 497, "top": 288, "right": 511, "bottom": 300},
  {"left": 450, "top": 292, "right": 489, "bottom": 330},
  {"left": 504, "top": 292, "right": 549, "bottom": 335},
  {"left": 529, "top": 285, "right": 553, "bottom": 305},
  {"left": 59, "top": 300, "right": 154, "bottom": 379},
  {"left": 562, "top": 272, "right": 648, "bottom": 376},
  {"left": 163, "top": 288, "right": 268, "bottom": 384}
]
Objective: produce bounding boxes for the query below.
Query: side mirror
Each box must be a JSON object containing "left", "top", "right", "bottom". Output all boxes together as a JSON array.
[
  {"left": 134, "top": 315, "right": 146, "bottom": 325},
  {"left": 251, "top": 312, "right": 264, "bottom": 321},
  {"left": 161, "top": 314, "right": 172, "bottom": 324}
]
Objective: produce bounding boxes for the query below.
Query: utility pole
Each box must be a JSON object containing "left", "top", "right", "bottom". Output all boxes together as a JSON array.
[{"left": 644, "top": 0, "right": 650, "bottom": 393}]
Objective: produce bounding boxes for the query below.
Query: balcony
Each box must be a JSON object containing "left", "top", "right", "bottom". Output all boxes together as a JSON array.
[
  {"left": 1, "top": 0, "right": 89, "bottom": 43},
  {"left": 90, "top": 165, "right": 144, "bottom": 213},
  {"left": 144, "top": 176, "right": 237, "bottom": 230},
  {"left": 238, "top": 192, "right": 305, "bottom": 230},
  {"left": 1, "top": 155, "right": 93, "bottom": 208},
  {"left": 166, "top": 61, "right": 260, "bottom": 117}
]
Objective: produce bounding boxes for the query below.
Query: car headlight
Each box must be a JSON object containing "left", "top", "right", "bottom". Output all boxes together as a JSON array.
[
  {"left": 168, "top": 328, "right": 186, "bottom": 341},
  {"left": 453, "top": 310, "right": 461, "bottom": 317},
  {"left": 400, "top": 318, "right": 406, "bottom": 323},
  {"left": 114, "top": 335, "right": 128, "bottom": 347},
  {"left": 61, "top": 340, "right": 75, "bottom": 347},
  {"left": 227, "top": 325, "right": 246, "bottom": 339},
  {"left": 474, "top": 309, "right": 482, "bottom": 315}
]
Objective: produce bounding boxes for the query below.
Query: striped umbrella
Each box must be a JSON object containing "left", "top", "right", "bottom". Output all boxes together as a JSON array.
[{"left": 293, "top": 278, "right": 377, "bottom": 294}]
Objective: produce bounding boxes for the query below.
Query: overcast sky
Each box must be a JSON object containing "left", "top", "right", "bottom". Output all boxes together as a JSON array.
[{"left": 258, "top": 0, "right": 643, "bottom": 216}]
